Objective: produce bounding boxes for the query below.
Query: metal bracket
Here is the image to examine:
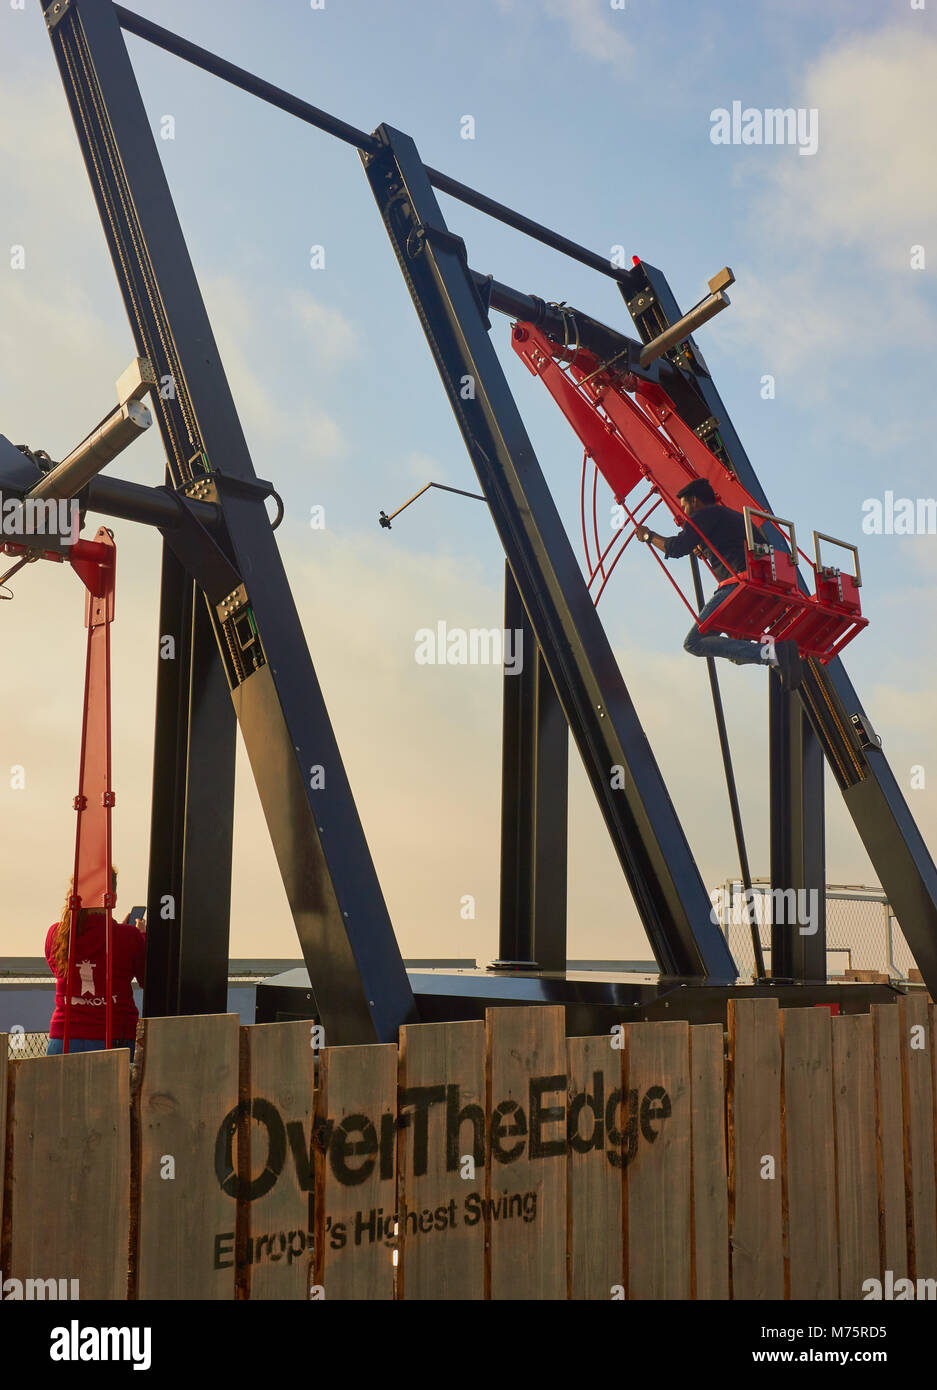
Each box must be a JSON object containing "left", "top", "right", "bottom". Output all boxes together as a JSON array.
[
  {"left": 627, "top": 289, "right": 656, "bottom": 316},
  {"left": 408, "top": 222, "right": 492, "bottom": 328},
  {"left": 217, "top": 584, "right": 249, "bottom": 620},
  {"left": 850, "top": 713, "right": 882, "bottom": 752},
  {"left": 45, "top": 0, "right": 74, "bottom": 31},
  {"left": 182, "top": 471, "right": 282, "bottom": 526},
  {"left": 409, "top": 220, "right": 469, "bottom": 263},
  {"left": 694, "top": 415, "right": 720, "bottom": 444},
  {"left": 116, "top": 356, "right": 158, "bottom": 405},
  {"left": 183, "top": 475, "right": 219, "bottom": 505},
  {"left": 475, "top": 273, "right": 494, "bottom": 318}
]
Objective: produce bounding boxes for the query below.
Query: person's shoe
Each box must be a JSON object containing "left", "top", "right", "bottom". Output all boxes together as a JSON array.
[{"left": 774, "top": 639, "right": 804, "bottom": 691}]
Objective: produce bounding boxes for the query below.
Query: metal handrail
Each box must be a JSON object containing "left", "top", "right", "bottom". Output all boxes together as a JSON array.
[
  {"left": 743, "top": 505, "right": 797, "bottom": 561},
  {"left": 814, "top": 530, "right": 862, "bottom": 589}
]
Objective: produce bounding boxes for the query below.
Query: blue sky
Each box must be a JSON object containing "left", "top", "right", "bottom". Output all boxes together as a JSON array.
[{"left": 1, "top": 0, "right": 935, "bottom": 967}]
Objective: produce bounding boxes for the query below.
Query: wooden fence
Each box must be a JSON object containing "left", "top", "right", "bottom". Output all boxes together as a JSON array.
[{"left": 1, "top": 996, "right": 935, "bottom": 1299}]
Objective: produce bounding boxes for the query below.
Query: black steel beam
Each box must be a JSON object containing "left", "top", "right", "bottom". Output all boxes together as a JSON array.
[
  {"left": 144, "top": 539, "right": 235, "bottom": 1016},
  {"left": 112, "top": 6, "right": 638, "bottom": 287},
  {"left": 44, "top": 0, "right": 417, "bottom": 1043},
  {"left": 363, "top": 124, "right": 736, "bottom": 982},
  {"left": 626, "top": 260, "right": 937, "bottom": 998},
  {"left": 0, "top": 441, "right": 221, "bottom": 533},
  {"left": 769, "top": 679, "right": 827, "bottom": 980},
  {"left": 82, "top": 475, "right": 220, "bottom": 531},
  {"left": 256, "top": 964, "right": 901, "bottom": 1034},
  {"left": 475, "top": 274, "right": 644, "bottom": 368},
  {"left": 498, "top": 563, "right": 568, "bottom": 971},
  {"left": 689, "top": 556, "right": 766, "bottom": 981}
]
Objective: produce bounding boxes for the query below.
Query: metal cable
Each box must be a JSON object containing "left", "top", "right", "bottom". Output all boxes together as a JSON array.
[{"left": 689, "top": 554, "right": 766, "bottom": 981}]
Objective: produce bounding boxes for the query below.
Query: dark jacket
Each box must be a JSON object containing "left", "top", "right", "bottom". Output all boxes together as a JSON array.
[{"left": 663, "top": 503, "right": 766, "bottom": 582}]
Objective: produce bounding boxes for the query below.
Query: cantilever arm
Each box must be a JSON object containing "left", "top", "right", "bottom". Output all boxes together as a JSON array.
[{"left": 379, "top": 480, "right": 486, "bottom": 529}]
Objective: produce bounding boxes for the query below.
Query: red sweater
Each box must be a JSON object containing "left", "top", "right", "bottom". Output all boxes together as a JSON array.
[{"left": 45, "top": 917, "right": 146, "bottom": 1040}]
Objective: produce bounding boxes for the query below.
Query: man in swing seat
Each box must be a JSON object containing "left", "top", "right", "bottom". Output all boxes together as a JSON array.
[{"left": 635, "top": 479, "right": 805, "bottom": 691}]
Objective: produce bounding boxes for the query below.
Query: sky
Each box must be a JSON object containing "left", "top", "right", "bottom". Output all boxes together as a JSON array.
[{"left": 0, "top": 0, "right": 935, "bottom": 970}]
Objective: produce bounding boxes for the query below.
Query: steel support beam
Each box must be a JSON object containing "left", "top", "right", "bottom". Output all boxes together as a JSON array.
[
  {"left": 43, "top": 0, "right": 417, "bottom": 1043},
  {"left": 363, "top": 124, "right": 736, "bottom": 982},
  {"left": 769, "top": 679, "right": 827, "bottom": 980},
  {"left": 112, "top": 5, "right": 639, "bottom": 286},
  {"left": 498, "top": 562, "right": 568, "bottom": 971},
  {"left": 145, "top": 539, "right": 235, "bottom": 1016}
]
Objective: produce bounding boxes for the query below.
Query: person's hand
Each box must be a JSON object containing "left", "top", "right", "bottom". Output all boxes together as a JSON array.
[{"left": 635, "top": 525, "right": 652, "bottom": 543}]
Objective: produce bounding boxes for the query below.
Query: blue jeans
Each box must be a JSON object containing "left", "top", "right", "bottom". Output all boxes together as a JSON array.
[
  {"left": 684, "top": 583, "right": 770, "bottom": 666},
  {"left": 47, "top": 1036, "right": 135, "bottom": 1061}
]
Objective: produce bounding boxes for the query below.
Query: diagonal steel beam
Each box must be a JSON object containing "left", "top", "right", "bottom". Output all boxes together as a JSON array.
[
  {"left": 363, "top": 124, "right": 737, "bottom": 982},
  {"left": 41, "top": 0, "right": 416, "bottom": 1042}
]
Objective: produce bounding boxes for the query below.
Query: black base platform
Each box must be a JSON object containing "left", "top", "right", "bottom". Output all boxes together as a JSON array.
[{"left": 255, "top": 966, "right": 903, "bottom": 1036}]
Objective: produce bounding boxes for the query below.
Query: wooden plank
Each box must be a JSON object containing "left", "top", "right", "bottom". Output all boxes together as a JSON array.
[
  {"left": 132, "top": 1013, "right": 240, "bottom": 1299},
  {"left": 781, "top": 1006, "right": 838, "bottom": 1299},
  {"left": 313, "top": 1042, "right": 397, "bottom": 1300},
  {"left": 898, "top": 993, "right": 937, "bottom": 1280},
  {"left": 690, "top": 1023, "right": 729, "bottom": 1300},
  {"left": 486, "top": 1006, "right": 566, "bottom": 1300},
  {"left": 397, "top": 1020, "right": 485, "bottom": 1300},
  {"left": 239, "top": 1020, "right": 317, "bottom": 1300},
  {"left": 623, "top": 1019, "right": 691, "bottom": 1299},
  {"left": 832, "top": 1013, "right": 879, "bottom": 1298},
  {"left": 727, "top": 998, "right": 783, "bottom": 1299},
  {"left": 566, "top": 1033, "right": 624, "bottom": 1300},
  {"left": 7, "top": 1051, "right": 129, "bottom": 1299},
  {"left": 872, "top": 1003, "right": 908, "bottom": 1280}
]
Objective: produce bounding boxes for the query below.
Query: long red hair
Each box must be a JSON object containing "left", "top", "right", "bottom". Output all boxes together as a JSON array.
[{"left": 50, "top": 867, "right": 117, "bottom": 977}]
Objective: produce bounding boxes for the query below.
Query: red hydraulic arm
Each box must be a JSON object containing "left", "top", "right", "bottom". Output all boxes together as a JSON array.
[
  {"left": 64, "top": 528, "right": 117, "bottom": 1052},
  {"left": 511, "top": 323, "right": 866, "bottom": 662},
  {"left": 2, "top": 526, "right": 117, "bottom": 1051}
]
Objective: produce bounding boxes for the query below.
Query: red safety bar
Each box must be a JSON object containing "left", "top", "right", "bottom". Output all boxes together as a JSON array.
[
  {"left": 2, "top": 527, "right": 116, "bottom": 1050},
  {"left": 511, "top": 323, "right": 867, "bottom": 663}
]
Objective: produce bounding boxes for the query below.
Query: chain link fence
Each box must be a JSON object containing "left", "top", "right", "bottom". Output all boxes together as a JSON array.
[{"left": 712, "top": 879, "right": 916, "bottom": 982}]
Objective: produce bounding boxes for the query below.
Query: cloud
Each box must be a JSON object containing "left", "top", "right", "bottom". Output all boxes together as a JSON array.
[
  {"left": 544, "top": 0, "right": 633, "bottom": 69},
  {"left": 763, "top": 29, "right": 937, "bottom": 264},
  {"left": 495, "top": 0, "right": 632, "bottom": 71},
  {"left": 201, "top": 274, "right": 350, "bottom": 462},
  {"left": 292, "top": 294, "right": 361, "bottom": 368},
  {"left": 719, "top": 27, "right": 937, "bottom": 393}
]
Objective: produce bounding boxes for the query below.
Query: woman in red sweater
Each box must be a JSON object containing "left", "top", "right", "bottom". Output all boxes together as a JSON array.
[{"left": 45, "top": 868, "right": 147, "bottom": 1060}]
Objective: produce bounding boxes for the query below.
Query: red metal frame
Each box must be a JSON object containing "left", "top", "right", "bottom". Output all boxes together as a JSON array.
[
  {"left": 2, "top": 528, "right": 116, "bottom": 1051},
  {"left": 511, "top": 323, "right": 867, "bottom": 662}
]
